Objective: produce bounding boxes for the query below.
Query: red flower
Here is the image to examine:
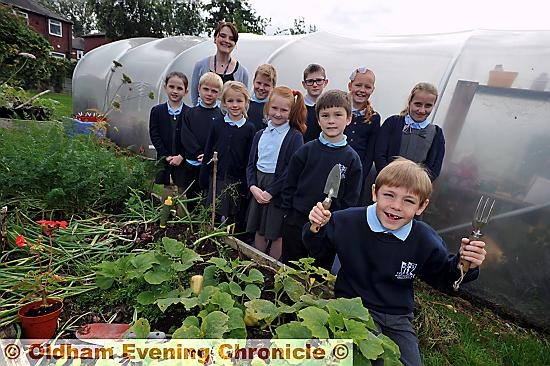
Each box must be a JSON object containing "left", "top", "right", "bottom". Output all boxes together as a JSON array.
[
  {"left": 36, "top": 220, "right": 67, "bottom": 229},
  {"left": 16, "top": 234, "right": 26, "bottom": 247}
]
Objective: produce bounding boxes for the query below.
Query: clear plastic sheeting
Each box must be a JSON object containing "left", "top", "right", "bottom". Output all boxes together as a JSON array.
[{"left": 72, "top": 29, "right": 550, "bottom": 330}]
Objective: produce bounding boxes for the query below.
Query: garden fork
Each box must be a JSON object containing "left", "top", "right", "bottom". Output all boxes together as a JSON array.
[{"left": 453, "top": 196, "right": 495, "bottom": 291}]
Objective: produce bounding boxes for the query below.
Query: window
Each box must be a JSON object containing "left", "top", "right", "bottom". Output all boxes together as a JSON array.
[
  {"left": 76, "top": 50, "right": 84, "bottom": 60},
  {"left": 51, "top": 52, "right": 66, "bottom": 59},
  {"left": 48, "top": 19, "right": 62, "bottom": 37},
  {"left": 13, "top": 10, "right": 28, "bottom": 24}
]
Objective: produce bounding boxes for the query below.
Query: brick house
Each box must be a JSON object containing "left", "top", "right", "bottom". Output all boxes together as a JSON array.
[
  {"left": 1, "top": 0, "right": 73, "bottom": 59},
  {"left": 82, "top": 32, "right": 110, "bottom": 53}
]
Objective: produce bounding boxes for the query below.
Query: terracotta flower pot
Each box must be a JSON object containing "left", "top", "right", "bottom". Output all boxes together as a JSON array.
[{"left": 18, "top": 299, "right": 63, "bottom": 339}]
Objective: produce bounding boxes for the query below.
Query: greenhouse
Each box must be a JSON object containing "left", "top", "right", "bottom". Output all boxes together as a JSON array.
[{"left": 73, "top": 29, "right": 550, "bottom": 331}]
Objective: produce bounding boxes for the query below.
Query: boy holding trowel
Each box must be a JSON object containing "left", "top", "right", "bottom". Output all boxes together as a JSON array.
[{"left": 280, "top": 89, "right": 363, "bottom": 268}]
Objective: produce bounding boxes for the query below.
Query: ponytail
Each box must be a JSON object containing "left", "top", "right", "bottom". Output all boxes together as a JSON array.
[{"left": 289, "top": 90, "right": 307, "bottom": 134}]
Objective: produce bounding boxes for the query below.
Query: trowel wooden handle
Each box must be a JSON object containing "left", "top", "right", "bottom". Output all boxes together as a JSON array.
[{"left": 309, "top": 197, "right": 332, "bottom": 233}]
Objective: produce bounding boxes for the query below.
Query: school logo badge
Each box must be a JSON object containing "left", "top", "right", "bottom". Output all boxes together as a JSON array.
[
  {"left": 338, "top": 164, "right": 347, "bottom": 179},
  {"left": 395, "top": 261, "right": 417, "bottom": 280}
]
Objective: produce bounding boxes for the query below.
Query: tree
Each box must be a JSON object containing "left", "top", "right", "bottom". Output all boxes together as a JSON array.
[
  {"left": 0, "top": 5, "right": 54, "bottom": 88},
  {"left": 203, "top": 0, "right": 270, "bottom": 35},
  {"left": 158, "top": 0, "right": 204, "bottom": 36},
  {"left": 275, "top": 17, "right": 317, "bottom": 35},
  {"left": 39, "top": 0, "right": 97, "bottom": 37},
  {"left": 92, "top": 0, "right": 204, "bottom": 40}
]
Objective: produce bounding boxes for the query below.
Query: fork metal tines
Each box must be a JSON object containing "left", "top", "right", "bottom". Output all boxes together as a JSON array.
[{"left": 471, "top": 195, "right": 495, "bottom": 239}]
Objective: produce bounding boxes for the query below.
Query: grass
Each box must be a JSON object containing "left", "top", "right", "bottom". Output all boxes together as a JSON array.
[
  {"left": 415, "top": 281, "right": 550, "bottom": 365},
  {"left": 37, "top": 90, "right": 73, "bottom": 120}
]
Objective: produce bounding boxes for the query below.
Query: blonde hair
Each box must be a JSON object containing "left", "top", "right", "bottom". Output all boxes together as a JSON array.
[
  {"left": 374, "top": 157, "right": 433, "bottom": 203},
  {"left": 267, "top": 86, "right": 307, "bottom": 134},
  {"left": 400, "top": 82, "right": 438, "bottom": 116},
  {"left": 199, "top": 72, "right": 223, "bottom": 90},
  {"left": 315, "top": 89, "right": 352, "bottom": 118},
  {"left": 254, "top": 64, "right": 277, "bottom": 86},
  {"left": 348, "top": 67, "right": 376, "bottom": 124},
  {"left": 221, "top": 81, "right": 250, "bottom": 117}
]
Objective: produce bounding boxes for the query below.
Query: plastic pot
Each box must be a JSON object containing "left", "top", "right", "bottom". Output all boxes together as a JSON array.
[{"left": 18, "top": 299, "right": 63, "bottom": 339}]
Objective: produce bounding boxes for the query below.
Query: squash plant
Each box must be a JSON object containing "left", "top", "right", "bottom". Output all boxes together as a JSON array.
[{"left": 94, "top": 237, "right": 402, "bottom": 364}]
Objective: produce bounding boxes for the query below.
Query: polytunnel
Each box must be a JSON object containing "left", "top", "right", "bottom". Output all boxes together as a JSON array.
[{"left": 73, "top": 29, "right": 550, "bottom": 331}]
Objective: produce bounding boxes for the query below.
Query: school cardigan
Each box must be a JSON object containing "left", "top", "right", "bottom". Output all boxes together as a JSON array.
[
  {"left": 246, "top": 128, "right": 304, "bottom": 207},
  {"left": 180, "top": 105, "right": 223, "bottom": 160},
  {"left": 345, "top": 112, "right": 381, "bottom": 180},
  {"left": 374, "top": 115, "right": 445, "bottom": 181},
  {"left": 149, "top": 102, "right": 189, "bottom": 158},
  {"left": 191, "top": 56, "right": 250, "bottom": 106},
  {"left": 281, "top": 140, "right": 363, "bottom": 214},
  {"left": 303, "top": 207, "right": 479, "bottom": 315},
  {"left": 247, "top": 101, "right": 267, "bottom": 132},
  {"left": 199, "top": 117, "right": 256, "bottom": 190},
  {"left": 303, "top": 105, "right": 322, "bottom": 143}
]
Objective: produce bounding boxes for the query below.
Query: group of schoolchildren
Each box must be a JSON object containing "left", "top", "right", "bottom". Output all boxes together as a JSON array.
[{"left": 149, "top": 63, "right": 488, "bottom": 366}]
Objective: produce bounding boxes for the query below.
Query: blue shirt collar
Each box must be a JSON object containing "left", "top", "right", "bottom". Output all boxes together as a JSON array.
[
  {"left": 250, "top": 94, "right": 268, "bottom": 103},
  {"left": 404, "top": 114, "right": 431, "bottom": 130},
  {"left": 351, "top": 106, "right": 366, "bottom": 117},
  {"left": 224, "top": 114, "right": 246, "bottom": 128},
  {"left": 318, "top": 132, "right": 347, "bottom": 147},
  {"left": 304, "top": 94, "right": 316, "bottom": 107},
  {"left": 266, "top": 120, "right": 290, "bottom": 133},
  {"left": 167, "top": 101, "right": 184, "bottom": 115},
  {"left": 366, "top": 203, "right": 412, "bottom": 241},
  {"left": 199, "top": 99, "right": 220, "bottom": 109}
]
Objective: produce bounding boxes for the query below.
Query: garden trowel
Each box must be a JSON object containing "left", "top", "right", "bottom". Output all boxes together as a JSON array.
[{"left": 310, "top": 164, "right": 341, "bottom": 233}]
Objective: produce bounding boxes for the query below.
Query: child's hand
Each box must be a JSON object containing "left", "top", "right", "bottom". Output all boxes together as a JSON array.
[
  {"left": 459, "top": 238, "right": 487, "bottom": 269},
  {"left": 309, "top": 202, "right": 331, "bottom": 227},
  {"left": 197, "top": 154, "right": 204, "bottom": 162},
  {"left": 261, "top": 191, "right": 272, "bottom": 203},
  {"left": 250, "top": 186, "right": 269, "bottom": 204},
  {"left": 170, "top": 155, "right": 183, "bottom": 166}
]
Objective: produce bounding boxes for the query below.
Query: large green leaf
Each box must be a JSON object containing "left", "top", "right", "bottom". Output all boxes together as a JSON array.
[
  {"left": 274, "top": 322, "right": 312, "bottom": 339},
  {"left": 228, "top": 281, "right": 244, "bottom": 296},
  {"left": 180, "top": 297, "right": 200, "bottom": 310},
  {"left": 244, "top": 284, "right": 261, "bottom": 300},
  {"left": 180, "top": 247, "right": 203, "bottom": 268},
  {"left": 128, "top": 318, "right": 150, "bottom": 339},
  {"left": 155, "top": 297, "right": 182, "bottom": 313},
  {"left": 143, "top": 267, "right": 172, "bottom": 284},
  {"left": 136, "top": 291, "right": 156, "bottom": 305},
  {"left": 183, "top": 316, "right": 200, "bottom": 328},
  {"left": 197, "top": 286, "right": 218, "bottom": 305},
  {"left": 207, "top": 257, "right": 231, "bottom": 272},
  {"left": 172, "top": 324, "right": 201, "bottom": 339},
  {"left": 95, "top": 274, "right": 114, "bottom": 289},
  {"left": 298, "top": 306, "right": 329, "bottom": 325},
  {"left": 130, "top": 252, "right": 159, "bottom": 272},
  {"left": 343, "top": 318, "right": 370, "bottom": 339},
  {"left": 211, "top": 291, "right": 235, "bottom": 312},
  {"left": 201, "top": 311, "right": 229, "bottom": 338},
  {"left": 227, "top": 308, "right": 246, "bottom": 331},
  {"left": 244, "top": 299, "right": 279, "bottom": 322},
  {"left": 162, "top": 237, "right": 183, "bottom": 257},
  {"left": 243, "top": 268, "right": 264, "bottom": 283},
  {"left": 327, "top": 307, "right": 345, "bottom": 333},
  {"left": 326, "top": 297, "right": 373, "bottom": 323},
  {"left": 355, "top": 336, "right": 384, "bottom": 361},
  {"left": 282, "top": 276, "right": 305, "bottom": 302}
]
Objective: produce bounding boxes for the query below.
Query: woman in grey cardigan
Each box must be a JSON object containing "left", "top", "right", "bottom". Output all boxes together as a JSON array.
[{"left": 191, "top": 21, "right": 249, "bottom": 106}]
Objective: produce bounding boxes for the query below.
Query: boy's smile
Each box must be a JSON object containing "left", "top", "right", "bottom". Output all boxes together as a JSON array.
[
  {"left": 317, "top": 106, "right": 351, "bottom": 143},
  {"left": 372, "top": 185, "right": 428, "bottom": 231},
  {"left": 253, "top": 74, "right": 273, "bottom": 100}
]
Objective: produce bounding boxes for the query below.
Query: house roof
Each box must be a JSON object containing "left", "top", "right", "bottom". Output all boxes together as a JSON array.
[{"left": 1, "top": 0, "right": 71, "bottom": 23}]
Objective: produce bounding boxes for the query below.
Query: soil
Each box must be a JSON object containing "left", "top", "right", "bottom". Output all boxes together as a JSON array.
[{"left": 24, "top": 301, "right": 62, "bottom": 317}]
